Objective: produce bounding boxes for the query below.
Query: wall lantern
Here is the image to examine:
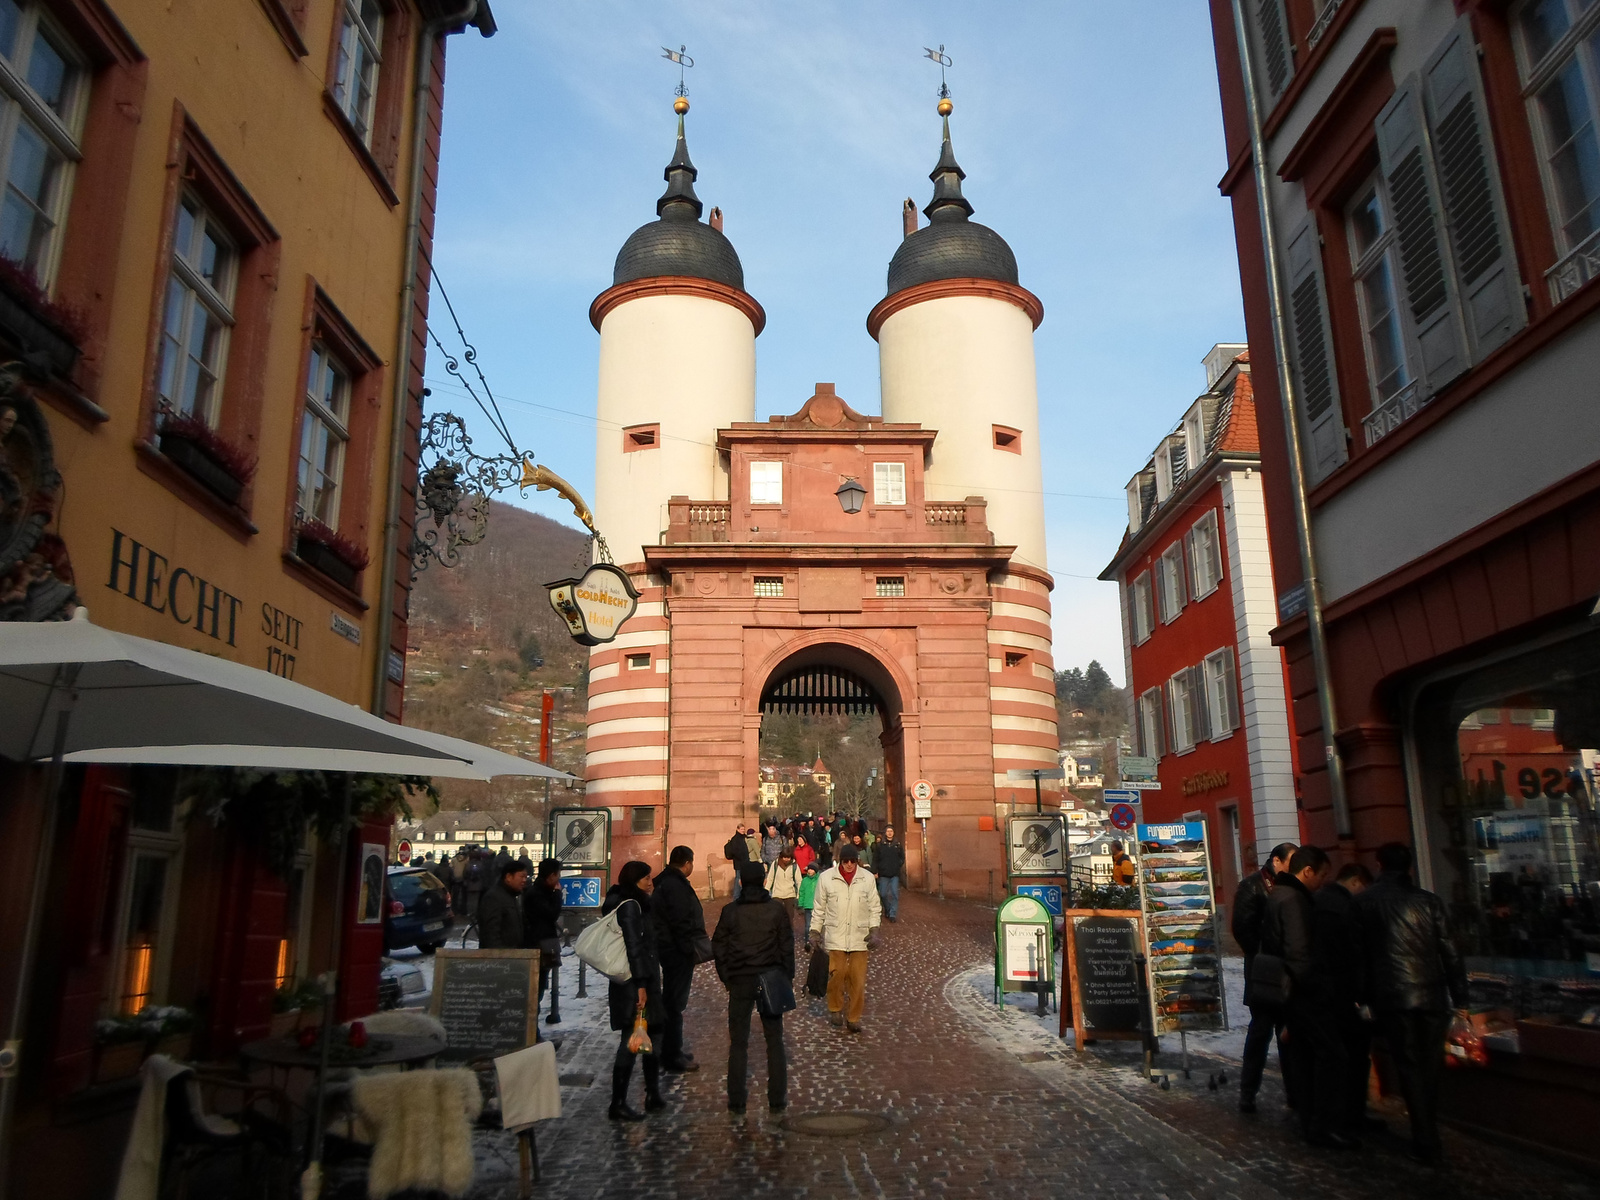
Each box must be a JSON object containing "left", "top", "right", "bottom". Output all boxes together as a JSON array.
[{"left": 835, "top": 478, "right": 866, "bottom": 514}]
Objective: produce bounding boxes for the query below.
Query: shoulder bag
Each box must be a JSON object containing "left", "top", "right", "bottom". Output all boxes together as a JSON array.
[
  {"left": 1247, "top": 951, "right": 1291, "bottom": 1007},
  {"left": 574, "top": 899, "right": 636, "bottom": 982},
  {"left": 756, "top": 967, "right": 797, "bottom": 1017}
]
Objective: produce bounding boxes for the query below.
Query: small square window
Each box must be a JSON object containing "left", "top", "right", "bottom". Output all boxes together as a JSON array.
[
  {"left": 753, "top": 576, "right": 784, "bottom": 597},
  {"left": 875, "top": 576, "right": 905, "bottom": 597},
  {"left": 631, "top": 806, "right": 656, "bottom": 835},
  {"left": 623, "top": 423, "right": 659, "bottom": 451},
  {"left": 992, "top": 425, "right": 1021, "bottom": 453},
  {"left": 626, "top": 652, "right": 650, "bottom": 670},
  {"left": 872, "top": 462, "right": 906, "bottom": 505},
  {"left": 750, "top": 461, "right": 783, "bottom": 505},
  {"left": 1004, "top": 651, "right": 1028, "bottom": 669}
]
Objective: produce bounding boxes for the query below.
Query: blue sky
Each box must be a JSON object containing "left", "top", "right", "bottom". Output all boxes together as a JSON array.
[{"left": 425, "top": 2, "right": 1244, "bottom": 686}]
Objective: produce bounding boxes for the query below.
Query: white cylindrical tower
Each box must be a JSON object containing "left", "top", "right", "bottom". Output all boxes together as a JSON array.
[
  {"left": 589, "top": 98, "right": 764, "bottom": 569},
  {"left": 869, "top": 100, "right": 1046, "bottom": 573},
  {"left": 869, "top": 99, "right": 1059, "bottom": 817}
]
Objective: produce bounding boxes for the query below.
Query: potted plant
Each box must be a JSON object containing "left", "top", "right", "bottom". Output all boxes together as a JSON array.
[
  {"left": 293, "top": 518, "right": 370, "bottom": 590},
  {"left": 271, "top": 979, "right": 323, "bottom": 1038},
  {"left": 146, "top": 1005, "right": 196, "bottom": 1061},
  {"left": 156, "top": 410, "right": 257, "bottom": 506},
  {"left": 92, "top": 1013, "right": 153, "bottom": 1083}
]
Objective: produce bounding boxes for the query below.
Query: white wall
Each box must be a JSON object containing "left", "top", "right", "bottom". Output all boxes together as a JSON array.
[
  {"left": 594, "top": 292, "right": 757, "bottom": 565},
  {"left": 877, "top": 294, "right": 1048, "bottom": 571}
]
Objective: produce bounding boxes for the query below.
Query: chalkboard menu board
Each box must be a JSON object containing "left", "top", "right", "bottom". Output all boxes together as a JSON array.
[
  {"left": 430, "top": 949, "right": 539, "bottom": 1061},
  {"left": 1072, "top": 916, "right": 1143, "bottom": 1031},
  {"left": 1061, "top": 909, "right": 1147, "bottom": 1050}
]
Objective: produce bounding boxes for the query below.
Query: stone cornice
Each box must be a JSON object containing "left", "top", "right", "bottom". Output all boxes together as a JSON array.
[
  {"left": 867, "top": 278, "right": 1044, "bottom": 340},
  {"left": 589, "top": 275, "right": 766, "bottom": 335}
]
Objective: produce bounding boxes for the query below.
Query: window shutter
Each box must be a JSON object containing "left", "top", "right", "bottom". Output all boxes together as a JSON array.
[
  {"left": 1375, "top": 80, "right": 1467, "bottom": 395},
  {"left": 1191, "top": 665, "right": 1212, "bottom": 743},
  {"left": 1284, "top": 215, "right": 1347, "bottom": 482},
  {"left": 1253, "top": 0, "right": 1294, "bottom": 101},
  {"left": 1422, "top": 20, "right": 1526, "bottom": 361},
  {"left": 1153, "top": 555, "right": 1168, "bottom": 623},
  {"left": 1221, "top": 648, "right": 1241, "bottom": 731},
  {"left": 1164, "top": 682, "right": 1177, "bottom": 756},
  {"left": 1174, "top": 546, "right": 1189, "bottom": 611},
  {"left": 1185, "top": 527, "right": 1199, "bottom": 596}
]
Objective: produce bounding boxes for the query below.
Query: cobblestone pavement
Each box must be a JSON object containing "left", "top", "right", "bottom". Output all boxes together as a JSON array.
[{"left": 462, "top": 891, "right": 1597, "bottom": 1199}]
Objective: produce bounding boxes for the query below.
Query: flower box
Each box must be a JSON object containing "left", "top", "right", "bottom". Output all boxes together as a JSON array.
[
  {"left": 153, "top": 1032, "right": 193, "bottom": 1062},
  {"left": 0, "top": 260, "right": 81, "bottom": 380},
  {"left": 295, "top": 535, "right": 359, "bottom": 590},
  {"left": 93, "top": 1041, "right": 145, "bottom": 1085},
  {"left": 269, "top": 1009, "right": 301, "bottom": 1039},
  {"left": 159, "top": 431, "right": 245, "bottom": 506}
]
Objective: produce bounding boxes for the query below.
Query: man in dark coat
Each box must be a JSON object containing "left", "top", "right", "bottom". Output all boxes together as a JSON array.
[
  {"left": 724, "top": 824, "right": 751, "bottom": 899},
  {"left": 463, "top": 850, "right": 486, "bottom": 919},
  {"left": 653, "top": 845, "right": 708, "bottom": 1073},
  {"left": 1313, "top": 861, "right": 1373, "bottom": 1135},
  {"left": 477, "top": 858, "right": 527, "bottom": 949},
  {"left": 1356, "top": 842, "right": 1469, "bottom": 1164},
  {"left": 522, "top": 858, "right": 565, "bottom": 1023},
  {"left": 1233, "top": 840, "right": 1297, "bottom": 1113},
  {"left": 870, "top": 827, "right": 906, "bottom": 922},
  {"left": 712, "top": 861, "right": 795, "bottom": 1114},
  {"left": 1262, "top": 844, "right": 1351, "bottom": 1149}
]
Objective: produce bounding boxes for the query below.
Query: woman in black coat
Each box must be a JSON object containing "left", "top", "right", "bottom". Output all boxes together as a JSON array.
[{"left": 601, "top": 861, "right": 665, "bottom": 1121}]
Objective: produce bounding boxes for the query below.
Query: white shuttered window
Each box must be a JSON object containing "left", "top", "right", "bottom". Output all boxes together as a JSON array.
[
  {"left": 1204, "top": 648, "right": 1241, "bottom": 737},
  {"left": 1187, "top": 510, "right": 1224, "bottom": 599},
  {"left": 1285, "top": 215, "right": 1347, "bottom": 481}
]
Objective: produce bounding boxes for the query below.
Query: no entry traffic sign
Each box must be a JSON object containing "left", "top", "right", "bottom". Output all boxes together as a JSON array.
[{"left": 1109, "top": 803, "right": 1137, "bottom": 831}]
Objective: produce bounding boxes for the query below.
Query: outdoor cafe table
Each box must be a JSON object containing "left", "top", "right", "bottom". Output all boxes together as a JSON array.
[{"left": 239, "top": 1034, "right": 443, "bottom": 1073}]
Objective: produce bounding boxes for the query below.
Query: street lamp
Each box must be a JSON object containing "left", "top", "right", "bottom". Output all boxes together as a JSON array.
[{"left": 835, "top": 477, "right": 866, "bottom": 514}]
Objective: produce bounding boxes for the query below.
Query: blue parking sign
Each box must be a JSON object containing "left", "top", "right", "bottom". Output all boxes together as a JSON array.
[
  {"left": 1016, "top": 884, "right": 1063, "bottom": 916},
  {"left": 560, "top": 875, "right": 603, "bottom": 908}
]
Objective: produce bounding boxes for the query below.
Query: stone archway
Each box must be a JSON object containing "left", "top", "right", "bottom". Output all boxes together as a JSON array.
[{"left": 750, "top": 640, "right": 914, "bottom": 866}]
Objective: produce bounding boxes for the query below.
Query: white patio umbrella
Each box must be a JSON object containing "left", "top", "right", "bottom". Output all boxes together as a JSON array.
[{"left": 0, "top": 612, "right": 575, "bottom": 1195}]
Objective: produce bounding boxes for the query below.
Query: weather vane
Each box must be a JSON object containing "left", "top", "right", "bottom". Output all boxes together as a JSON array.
[
  {"left": 662, "top": 44, "right": 693, "bottom": 98},
  {"left": 923, "top": 44, "right": 952, "bottom": 100}
]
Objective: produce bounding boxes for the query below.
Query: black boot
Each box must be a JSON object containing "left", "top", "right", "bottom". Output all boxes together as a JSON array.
[
  {"left": 608, "top": 1102, "right": 645, "bottom": 1121},
  {"left": 610, "top": 1055, "right": 642, "bottom": 1121},
  {"left": 643, "top": 1054, "right": 665, "bottom": 1111}
]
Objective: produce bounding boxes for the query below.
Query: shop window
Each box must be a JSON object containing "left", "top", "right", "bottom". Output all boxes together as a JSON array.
[
  {"left": 631, "top": 806, "right": 656, "bottom": 835},
  {"left": 750, "top": 461, "right": 782, "bottom": 505},
  {"left": 623, "top": 423, "right": 659, "bottom": 451},
  {"left": 753, "top": 576, "right": 783, "bottom": 597},
  {"left": 992, "top": 425, "right": 1021, "bottom": 453},
  {"left": 872, "top": 461, "right": 906, "bottom": 505},
  {"left": 0, "top": 1, "right": 85, "bottom": 290},
  {"left": 113, "top": 778, "right": 183, "bottom": 1015},
  {"left": 1412, "top": 626, "right": 1600, "bottom": 1024}
]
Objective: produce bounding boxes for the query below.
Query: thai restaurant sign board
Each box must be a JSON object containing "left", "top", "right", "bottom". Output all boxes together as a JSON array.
[{"left": 1135, "top": 821, "right": 1227, "bottom": 1035}]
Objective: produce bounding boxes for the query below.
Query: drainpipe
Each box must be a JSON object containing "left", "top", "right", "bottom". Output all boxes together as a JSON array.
[
  {"left": 371, "top": 0, "right": 481, "bottom": 717},
  {"left": 1229, "top": 0, "right": 1352, "bottom": 840}
]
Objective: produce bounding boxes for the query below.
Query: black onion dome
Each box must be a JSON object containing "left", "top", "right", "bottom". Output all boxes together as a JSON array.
[
  {"left": 613, "top": 113, "right": 744, "bottom": 290},
  {"left": 886, "top": 115, "right": 1018, "bottom": 296}
]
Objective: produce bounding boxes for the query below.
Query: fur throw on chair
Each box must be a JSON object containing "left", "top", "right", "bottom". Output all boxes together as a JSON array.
[{"left": 351, "top": 1069, "right": 483, "bottom": 1198}]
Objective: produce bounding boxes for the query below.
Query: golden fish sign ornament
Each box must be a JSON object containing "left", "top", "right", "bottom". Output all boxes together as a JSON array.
[{"left": 546, "top": 563, "right": 640, "bottom": 646}]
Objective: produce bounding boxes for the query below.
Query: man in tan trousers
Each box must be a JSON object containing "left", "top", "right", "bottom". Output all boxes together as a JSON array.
[{"left": 810, "top": 844, "right": 882, "bottom": 1034}]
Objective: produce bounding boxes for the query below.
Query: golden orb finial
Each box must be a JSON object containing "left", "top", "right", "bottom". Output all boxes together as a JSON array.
[
  {"left": 674, "top": 96, "right": 690, "bottom": 115},
  {"left": 937, "top": 97, "right": 953, "bottom": 117}
]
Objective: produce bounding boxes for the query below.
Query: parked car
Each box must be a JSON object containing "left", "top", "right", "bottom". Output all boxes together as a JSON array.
[
  {"left": 385, "top": 866, "right": 453, "bottom": 953},
  {"left": 379, "top": 956, "right": 430, "bottom": 1010}
]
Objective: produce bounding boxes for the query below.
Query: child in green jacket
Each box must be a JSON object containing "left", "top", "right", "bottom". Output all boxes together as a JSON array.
[{"left": 798, "top": 865, "right": 819, "bottom": 948}]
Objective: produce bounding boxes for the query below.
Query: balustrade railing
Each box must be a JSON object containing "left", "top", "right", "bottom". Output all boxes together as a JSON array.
[
  {"left": 925, "top": 502, "right": 968, "bottom": 525},
  {"left": 1361, "top": 380, "right": 1426, "bottom": 448},
  {"left": 1548, "top": 227, "right": 1600, "bottom": 306}
]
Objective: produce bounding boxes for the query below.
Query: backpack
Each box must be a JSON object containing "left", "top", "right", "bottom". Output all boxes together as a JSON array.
[{"left": 573, "top": 899, "right": 637, "bottom": 982}]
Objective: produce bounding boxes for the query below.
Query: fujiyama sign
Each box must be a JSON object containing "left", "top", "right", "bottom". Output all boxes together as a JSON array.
[{"left": 547, "top": 563, "right": 639, "bottom": 646}]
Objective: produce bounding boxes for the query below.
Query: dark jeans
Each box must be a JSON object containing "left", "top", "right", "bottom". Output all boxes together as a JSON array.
[
  {"left": 1335, "top": 1005, "right": 1372, "bottom": 1131},
  {"left": 660, "top": 954, "right": 695, "bottom": 1065},
  {"left": 726, "top": 975, "right": 786, "bottom": 1108},
  {"left": 1240, "top": 1001, "right": 1289, "bottom": 1101},
  {"left": 878, "top": 876, "right": 900, "bottom": 920},
  {"left": 611, "top": 1028, "right": 661, "bottom": 1107},
  {"left": 1377, "top": 1008, "right": 1451, "bottom": 1159},
  {"left": 1287, "top": 998, "right": 1346, "bottom": 1139}
]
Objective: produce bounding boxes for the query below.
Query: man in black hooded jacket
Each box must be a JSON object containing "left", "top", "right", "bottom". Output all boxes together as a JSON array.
[
  {"left": 712, "top": 862, "right": 794, "bottom": 1114},
  {"left": 1233, "top": 841, "right": 1297, "bottom": 1113},
  {"left": 522, "top": 858, "right": 564, "bottom": 1024},
  {"left": 653, "top": 845, "right": 708, "bottom": 1072}
]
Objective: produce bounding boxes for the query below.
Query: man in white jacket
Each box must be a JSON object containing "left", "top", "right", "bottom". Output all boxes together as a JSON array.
[{"left": 810, "top": 844, "right": 882, "bottom": 1033}]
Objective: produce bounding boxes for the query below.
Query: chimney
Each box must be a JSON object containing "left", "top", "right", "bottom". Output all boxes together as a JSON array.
[
  {"left": 815, "top": 382, "right": 835, "bottom": 395},
  {"left": 709, "top": 206, "right": 724, "bottom": 232},
  {"left": 902, "top": 198, "right": 917, "bottom": 239}
]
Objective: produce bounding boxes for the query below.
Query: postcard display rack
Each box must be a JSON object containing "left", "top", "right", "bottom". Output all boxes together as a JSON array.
[{"left": 1135, "top": 821, "right": 1228, "bottom": 1078}]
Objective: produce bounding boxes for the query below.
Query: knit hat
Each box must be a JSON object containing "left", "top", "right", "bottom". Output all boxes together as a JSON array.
[
  {"left": 839, "top": 845, "right": 860, "bottom": 862},
  {"left": 740, "top": 862, "right": 767, "bottom": 888}
]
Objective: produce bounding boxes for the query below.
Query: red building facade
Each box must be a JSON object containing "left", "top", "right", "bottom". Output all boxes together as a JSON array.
[
  {"left": 1102, "top": 347, "right": 1301, "bottom": 905},
  {"left": 1210, "top": 0, "right": 1600, "bottom": 1158}
]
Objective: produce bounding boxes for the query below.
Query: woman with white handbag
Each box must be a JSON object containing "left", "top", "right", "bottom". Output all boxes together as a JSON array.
[{"left": 599, "top": 861, "right": 665, "bottom": 1121}]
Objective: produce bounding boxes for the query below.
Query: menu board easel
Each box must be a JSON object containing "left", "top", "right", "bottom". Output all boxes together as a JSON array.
[
  {"left": 430, "top": 948, "right": 541, "bottom": 1062},
  {"left": 1060, "top": 908, "right": 1148, "bottom": 1050}
]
